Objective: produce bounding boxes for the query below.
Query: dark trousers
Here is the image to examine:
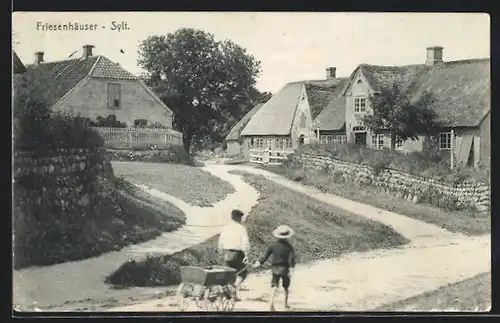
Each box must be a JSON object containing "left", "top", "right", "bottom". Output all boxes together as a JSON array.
[
  {"left": 270, "top": 265, "right": 291, "bottom": 289},
  {"left": 223, "top": 249, "right": 248, "bottom": 280}
]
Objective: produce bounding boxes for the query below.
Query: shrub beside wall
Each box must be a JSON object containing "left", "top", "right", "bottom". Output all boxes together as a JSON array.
[
  {"left": 296, "top": 153, "right": 490, "bottom": 212},
  {"left": 104, "top": 146, "right": 194, "bottom": 165}
]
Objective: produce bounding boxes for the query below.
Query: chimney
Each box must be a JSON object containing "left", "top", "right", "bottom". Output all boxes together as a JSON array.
[
  {"left": 82, "top": 45, "right": 95, "bottom": 58},
  {"left": 34, "top": 51, "right": 44, "bottom": 64},
  {"left": 425, "top": 46, "right": 443, "bottom": 66},
  {"left": 326, "top": 66, "right": 337, "bottom": 79}
]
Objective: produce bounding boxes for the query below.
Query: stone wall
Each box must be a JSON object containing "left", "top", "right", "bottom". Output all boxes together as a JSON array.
[
  {"left": 298, "top": 153, "right": 490, "bottom": 212},
  {"left": 13, "top": 148, "right": 114, "bottom": 211},
  {"left": 13, "top": 148, "right": 113, "bottom": 179}
]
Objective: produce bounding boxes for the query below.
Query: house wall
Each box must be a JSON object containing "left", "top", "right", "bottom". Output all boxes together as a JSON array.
[
  {"left": 226, "top": 141, "right": 242, "bottom": 157},
  {"left": 290, "top": 85, "right": 316, "bottom": 148},
  {"left": 52, "top": 77, "right": 173, "bottom": 128},
  {"left": 479, "top": 112, "right": 490, "bottom": 166},
  {"left": 345, "top": 69, "right": 373, "bottom": 144}
]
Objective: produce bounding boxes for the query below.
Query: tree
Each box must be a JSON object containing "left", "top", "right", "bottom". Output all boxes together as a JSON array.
[
  {"left": 138, "top": 28, "right": 262, "bottom": 151},
  {"left": 361, "top": 83, "right": 439, "bottom": 150}
]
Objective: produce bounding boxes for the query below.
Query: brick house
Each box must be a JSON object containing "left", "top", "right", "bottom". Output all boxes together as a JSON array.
[
  {"left": 17, "top": 45, "right": 174, "bottom": 128},
  {"left": 341, "top": 46, "right": 490, "bottom": 167},
  {"left": 239, "top": 68, "right": 342, "bottom": 162}
]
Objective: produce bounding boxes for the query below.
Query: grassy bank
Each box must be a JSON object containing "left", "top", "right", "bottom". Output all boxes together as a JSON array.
[
  {"left": 111, "top": 162, "right": 235, "bottom": 207},
  {"left": 376, "top": 272, "right": 491, "bottom": 311},
  {"left": 106, "top": 172, "right": 409, "bottom": 287},
  {"left": 14, "top": 178, "right": 185, "bottom": 269},
  {"left": 263, "top": 165, "right": 490, "bottom": 236}
]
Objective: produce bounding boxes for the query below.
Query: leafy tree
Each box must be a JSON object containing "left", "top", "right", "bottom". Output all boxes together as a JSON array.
[
  {"left": 361, "top": 83, "right": 439, "bottom": 150},
  {"left": 138, "top": 28, "right": 262, "bottom": 151}
]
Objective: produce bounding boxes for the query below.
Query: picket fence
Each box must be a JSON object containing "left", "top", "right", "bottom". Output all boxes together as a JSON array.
[{"left": 92, "top": 127, "right": 183, "bottom": 149}]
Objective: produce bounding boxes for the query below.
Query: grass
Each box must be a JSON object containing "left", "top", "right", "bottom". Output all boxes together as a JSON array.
[
  {"left": 112, "top": 163, "right": 235, "bottom": 207},
  {"left": 376, "top": 272, "right": 491, "bottom": 311},
  {"left": 13, "top": 178, "right": 186, "bottom": 269},
  {"left": 105, "top": 172, "right": 409, "bottom": 287},
  {"left": 264, "top": 165, "right": 490, "bottom": 236}
]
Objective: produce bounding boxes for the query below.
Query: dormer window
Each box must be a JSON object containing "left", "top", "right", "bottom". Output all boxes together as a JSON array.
[{"left": 354, "top": 97, "right": 367, "bottom": 113}]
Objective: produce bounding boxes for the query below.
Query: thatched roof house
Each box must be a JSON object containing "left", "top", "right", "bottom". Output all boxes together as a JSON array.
[
  {"left": 241, "top": 77, "right": 340, "bottom": 137},
  {"left": 343, "top": 58, "right": 490, "bottom": 127},
  {"left": 342, "top": 46, "right": 490, "bottom": 166}
]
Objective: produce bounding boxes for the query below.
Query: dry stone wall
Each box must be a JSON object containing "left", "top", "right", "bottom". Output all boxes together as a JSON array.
[
  {"left": 13, "top": 148, "right": 114, "bottom": 210},
  {"left": 298, "top": 153, "right": 490, "bottom": 212}
]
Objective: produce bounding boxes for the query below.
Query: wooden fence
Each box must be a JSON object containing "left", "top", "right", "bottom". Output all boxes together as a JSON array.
[
  {"left": 249, "top": 149, "right": 293, "bottom": 165},
  {"left": 92, "top": 127, "right": 183, "bottom": 149}
]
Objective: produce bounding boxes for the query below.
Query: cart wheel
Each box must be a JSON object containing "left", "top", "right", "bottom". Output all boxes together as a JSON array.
[
  {"left": 176, "top": 283, "right": 186, "bottom": 311},
  {"left": 178, "top": 296, "right": 190, "bottom": 311},
  {"left": 222, "top": 297, "right": 235, "bottom": 311},
  {"left": 203, "top": 287, "right": 212, "bottom": 311}
]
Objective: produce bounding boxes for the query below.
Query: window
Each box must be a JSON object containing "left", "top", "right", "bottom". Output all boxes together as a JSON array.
[
  {"left": 321, "top": 135, "right": 333, "bottom": 144},
  {"left": 371, "top": 134, "right": 385, "bottom": 149},
  {"left": 277, "top": 138, "right": 284, "bottom": 149},
  {"left": 352, "top": 126, "right": 366, "bottom": 132},
  {"left": 439, "top": 132, "right": 452, "bottom": 150},
  {"left": 336, "top": 135, "right": 347, "bottom": 144},
  {"left": 284, "top": 137, "right": 292, "bottom": 149},
  {"left": 107, "top": 83, "right": 121, "bottom": 110},
  {"left": 354, "top": 97, "right": 367, "bottom": 113},
  {"left": 256, "top": 138, "right": 264, "bottom": 149},
  {"left": 395, "top": 138, "right": 403, "bottom": 149}
]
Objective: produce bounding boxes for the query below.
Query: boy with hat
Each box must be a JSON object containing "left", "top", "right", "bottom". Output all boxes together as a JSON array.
[{"left": 253, "top": 225, "right": 296, "bottom": 311}]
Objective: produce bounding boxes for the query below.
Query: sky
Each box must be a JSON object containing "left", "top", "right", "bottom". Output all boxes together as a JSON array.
[{"left": 12, "top": 12, "right": 490, "bottom": 93}]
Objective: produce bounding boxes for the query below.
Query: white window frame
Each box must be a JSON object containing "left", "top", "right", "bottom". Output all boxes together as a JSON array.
[
  {"left": 439, "top": 132, "right": 452, "bottom": 150},
  {"left": 395, "top": 137, "right": 403, "bottom": 150},
  {"left": 371, "top": 134, "right": 384, "bottom": 149},
  {"left": 354, "top": 97, "right": 367, "bottom": 113},
  {"left": 284, "top": 137, "right": 292, "bottom": 149}
]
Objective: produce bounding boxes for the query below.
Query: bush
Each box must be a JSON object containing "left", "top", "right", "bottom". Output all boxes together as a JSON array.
[
  {"left": 90, "top": 115, "right": 127, "bottom": 128},
  {"left": 14, "top": 97, "right": 104, "bottom": 154}
]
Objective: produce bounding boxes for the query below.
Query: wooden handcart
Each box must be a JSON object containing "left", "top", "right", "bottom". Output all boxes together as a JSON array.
[{"left": 176, "top": 265, "right": 238, "bottom": 311}]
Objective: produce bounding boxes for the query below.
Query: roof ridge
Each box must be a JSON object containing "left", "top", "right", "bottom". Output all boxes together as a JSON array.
[
  {"left": 88, "top": 56, "right": 102, "bottom": 76},
  {"left": 25, "top": 55, "right": 102, "bottom": 67}
]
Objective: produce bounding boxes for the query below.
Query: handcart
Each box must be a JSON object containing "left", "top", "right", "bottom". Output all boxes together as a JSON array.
[{"left": 176, "top": 265, "right": 241, "bottom": 311}]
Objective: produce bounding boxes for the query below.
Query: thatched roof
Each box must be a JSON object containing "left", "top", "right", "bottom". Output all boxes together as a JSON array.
[
  {"left": 240, "top": 79, "right": 340, "bottom": 136},
  {"left": 344, "top": 59, "right": 490, "bottom": 127},
  {"left": 13, "top": 52, "right": 26, "bottom": 74},
  {"left": 313, "top": 77, "right": 349, "bottom": 131},
  {"left": 225, "top": 103, "right": 264, "bottom": 141}
]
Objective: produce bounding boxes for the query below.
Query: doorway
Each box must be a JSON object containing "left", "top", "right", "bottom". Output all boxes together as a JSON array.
[
  {"left": 298, "top": 135, "right": 305, "bottom": 146},
  {"left": 355, "top": 132, "right": 367, "bottom": 147}
]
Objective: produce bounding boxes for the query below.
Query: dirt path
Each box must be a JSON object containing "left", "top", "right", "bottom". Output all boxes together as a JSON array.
[
  {"left": 108, "top": 163, "right": 490, "bottom": 312},
  {"left": 13, "top": 162, "right": 259, "bottom": 311}
]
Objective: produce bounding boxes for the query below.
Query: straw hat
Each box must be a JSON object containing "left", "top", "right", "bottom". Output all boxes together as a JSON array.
[{"left": 272, "top": 225, "right": 295, "bottom": 239}]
